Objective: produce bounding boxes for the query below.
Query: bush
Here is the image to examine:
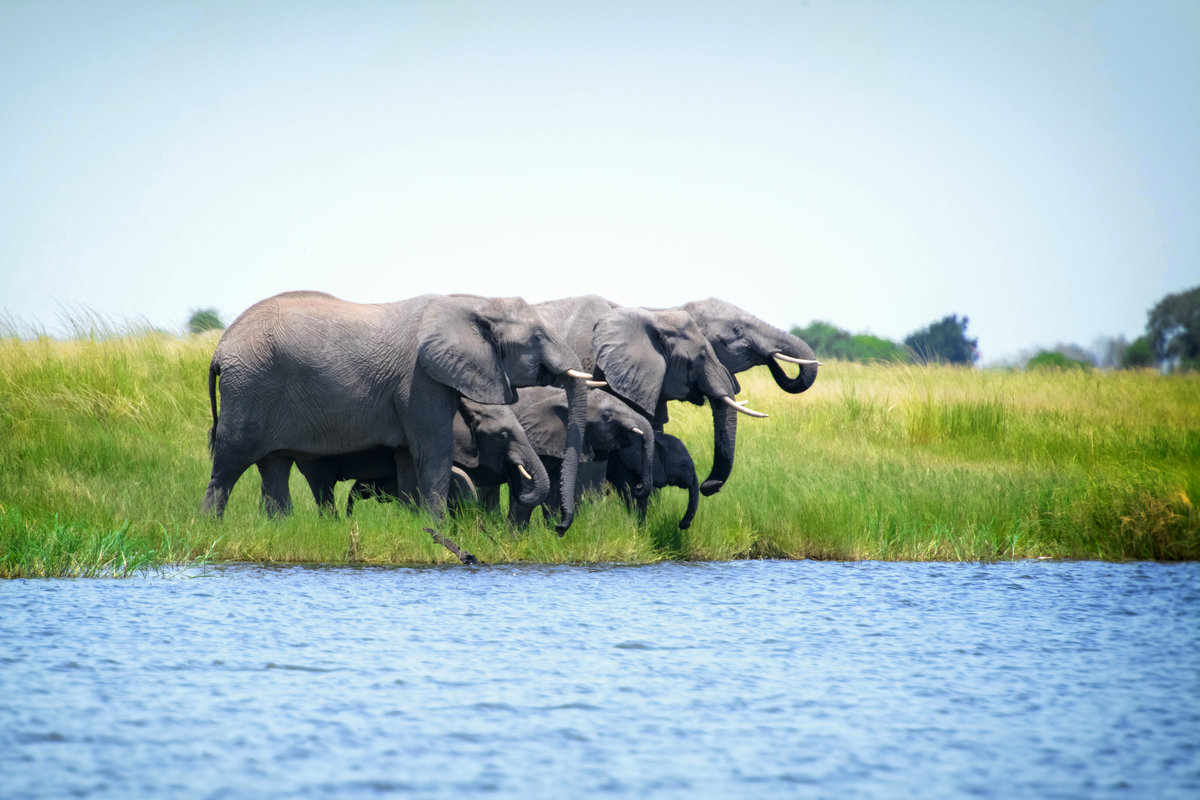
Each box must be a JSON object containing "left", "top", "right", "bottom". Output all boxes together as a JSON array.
[
  {"left": 1026, "top": 351, "right": 1091, "bottom": 371},
  {"left": 187, "top": 308, "right": 225, "bottom": 334}
]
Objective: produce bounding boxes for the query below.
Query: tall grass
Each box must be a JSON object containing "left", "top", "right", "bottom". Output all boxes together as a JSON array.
[{"left": 2, "top": 330, "right": 1197, "bottom": 577}]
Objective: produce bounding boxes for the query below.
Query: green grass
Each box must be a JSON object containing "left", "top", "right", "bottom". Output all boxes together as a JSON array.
[{"left": 2, "top": 330, "right": 1197, "bottom": 577}]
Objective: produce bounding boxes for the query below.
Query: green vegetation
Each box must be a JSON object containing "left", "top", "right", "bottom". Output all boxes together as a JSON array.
[
  {"left": 187, "top": 307, "right": 225, "bottom": 334},
  {"left": 1026, "top": 351, "right": 1092, "bottom": 371},
  {"left": 904, "top": 313, "right": 980, "bottom": 365},
  {"left": 790, "top": 321, "right": 909, "bottom": 363},
  {"left": 2, "top": 331, "right": 1198, "bottom": 577},
  {"left": 1147, "top": 285, "right": 1200, "bottom": 371}
]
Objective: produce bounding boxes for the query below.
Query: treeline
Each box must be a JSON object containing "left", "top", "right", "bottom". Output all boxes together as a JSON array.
[
  {"left": 791, "top": 314, "right": 978, "bottom": 366},
  {"left": 791, "top": 285, "right": 1200, "bottom": 372}
]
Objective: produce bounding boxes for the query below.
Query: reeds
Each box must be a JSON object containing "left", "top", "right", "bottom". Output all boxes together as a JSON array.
[{"left": 2, "top": 331, "right": 1196, "bottom": 577}]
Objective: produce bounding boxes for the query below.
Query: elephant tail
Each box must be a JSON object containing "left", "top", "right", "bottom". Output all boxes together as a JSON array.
[{"left": 207, "top": 357, "right": 219, "bottom": 455}]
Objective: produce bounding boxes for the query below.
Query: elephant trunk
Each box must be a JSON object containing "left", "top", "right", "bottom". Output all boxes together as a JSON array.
[
  {"left": 510, "top": 442, "right": 551, "bottom": 508},
  {"left": 555, "top": 375, "right": 588, "bottom": 535},
  {"left": 765, "top": 331, "right": 820, "bottom": 394},
  {"left": 701, "top": 402, "right": 738, "bottom": 496},
  {"left": 634, "top": 421, "right": 654, "bottom": 500},
  {"left": 678, "top": 461, "right": 699, "bottom": 530}
]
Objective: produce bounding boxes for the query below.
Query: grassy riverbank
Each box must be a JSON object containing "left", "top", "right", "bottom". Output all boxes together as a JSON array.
[{"left": 2, "top": 330, "right": 1197, "bottom": 576}]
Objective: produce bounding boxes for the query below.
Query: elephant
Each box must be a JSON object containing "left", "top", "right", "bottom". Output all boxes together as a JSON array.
[
  {"left": 675, "top": 298, "right": 821, "bottom": 495},
  {"left": 201, "top": 291, "right": 592, "bottom": 534},
  {"left": 506, "top": 385, "right": 655, "bottom": 527},
  {"left": 294, "top": 399, "right": 550, "bottom": 517},
  {"left": 531, "top": 295, "right": 767, "bottom": 497},
  {"left": 607, "top": 431, "right": 699, "bottom": 530}
]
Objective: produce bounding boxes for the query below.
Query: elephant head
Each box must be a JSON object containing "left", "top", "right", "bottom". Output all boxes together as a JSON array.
[
  {"left": 681, "top": 298, "right": 820, "bottom": 394},
  {"left": 680, "top": 298, "right": 821, "bottom": 496},
  {"left": 590, "top": 306, "right": 765, "bottom": 495},
  {"left": 455, "top": 398, "right": 550, "bottom": 508}
]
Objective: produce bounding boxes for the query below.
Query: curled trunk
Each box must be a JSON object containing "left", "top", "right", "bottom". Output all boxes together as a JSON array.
[{"left": 510, "top": 441, "right": 551, "bottom": 507}]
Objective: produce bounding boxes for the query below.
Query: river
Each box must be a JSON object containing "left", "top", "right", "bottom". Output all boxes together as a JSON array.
[{"left": 2, "top": 560, "right": 1197, "bottom": 798}]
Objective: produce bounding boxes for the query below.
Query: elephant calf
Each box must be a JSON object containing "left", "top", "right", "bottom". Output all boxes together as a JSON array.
[{"left": 607, "top": 432, "right": 700, "bottom": 530}]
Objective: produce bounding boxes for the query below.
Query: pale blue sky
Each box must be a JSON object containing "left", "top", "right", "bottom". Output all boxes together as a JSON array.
[{"left": 2, "top": 1, "right": 1196, "bottom": 363}]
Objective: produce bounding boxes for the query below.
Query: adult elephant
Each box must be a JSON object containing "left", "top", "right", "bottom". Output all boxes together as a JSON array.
[
  {"left": 507, "top": 386, "right": 655, "bottom": 527},
  {"left": 201, "top": 291, "right": 591, "bottom": 534},
  {"left": 607, "top": 432, "right": 700, "bottom": 530},
  {"left": 532, "top": 295, "right": 766, "bottom": 497},
  {"left": 295, "top": 399, "right": 550, "bottom": 517},
  {"left": 677, "top": 298, "right": 821, "bottom": 495}
]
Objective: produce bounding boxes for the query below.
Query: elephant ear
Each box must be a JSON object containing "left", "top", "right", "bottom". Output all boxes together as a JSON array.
[
  {"left": 519, "top": 396, "right": 572, "bottom": 458},
  {"left": 417, "top": 299, "right": 516, "bottom": 405},
  {"left": 591, "top": 307, "right": 665, "bottom": 421},
  {"left": 452, "top": 410, "right": 481, "bottom": 469}
]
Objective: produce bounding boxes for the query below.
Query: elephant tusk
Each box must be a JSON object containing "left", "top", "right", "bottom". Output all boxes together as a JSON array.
[
  {"left": 774, "top": 353, "right": 823, "bottom": 366},
  {"left": 722, "top": 395, "right": 768, "bottom": 418},
  {"left": 632, "top": 427, "right": 644, "bottom": 436},
  {"left": 565, "top": 369, "right": 594, "bottom": 380},
  {"left": 518, "top": 464, "right": 533, "bottom": 481},
  {"left": 586, "top": 380, "right": 608, "bottom": 388}
]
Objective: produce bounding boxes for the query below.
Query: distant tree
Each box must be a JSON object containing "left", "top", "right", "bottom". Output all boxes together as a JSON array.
[
  {"left": 791, "top": 321, "right": 908, "bottom": 362},
  {"left": 188, "top": 307, "right": 225, "bottom": 334},
  {"left": 903, "top": 314, "right": 979, "bottom": 365},
  {"left": 1146, "top": 285, "right": 1200, "bottom": 371},
  {"left": 1120, "top": 336, "right": 1155, "bottom": 369},
  {"left": 1026, "top": 351, "right": 1091, "bottom": 371}
]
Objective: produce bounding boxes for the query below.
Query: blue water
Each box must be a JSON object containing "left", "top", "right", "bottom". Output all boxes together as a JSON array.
[{"left": 1, "top": 560, "right": 1198, "bottom": 799}]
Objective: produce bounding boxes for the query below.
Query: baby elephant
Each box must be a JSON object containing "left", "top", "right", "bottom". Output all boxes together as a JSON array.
[{"left": 607, "top": 432, "right": 700, "bottom": 530}]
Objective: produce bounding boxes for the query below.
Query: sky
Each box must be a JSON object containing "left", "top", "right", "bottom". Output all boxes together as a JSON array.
[{"left": 2, "top": 1, "right": 1197, "bottom": 364}]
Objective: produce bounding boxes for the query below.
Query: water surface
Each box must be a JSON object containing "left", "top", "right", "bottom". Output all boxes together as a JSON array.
[{"left": 2, "top": 560, "right": 1197, "bottom": 798}]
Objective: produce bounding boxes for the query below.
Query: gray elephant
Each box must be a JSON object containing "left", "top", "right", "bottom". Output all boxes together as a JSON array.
[
  {"left": 674, "top": 298, "right": 820, "bottom": 495},
  {"left": 506, "top": 386, "right": 655, "bottom": 527},
  {"left": 201, "top": 291, "right": 591, "bottom": 534},
  {"left": 532, "top": 295, "right": 767, "bottom": 497},
  {"left": 607, "top": 432, "right": 699, "bottom": 530}
]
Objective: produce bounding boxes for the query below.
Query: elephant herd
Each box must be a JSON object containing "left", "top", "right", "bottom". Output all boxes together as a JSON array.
[{"left": 200, "top": 292, "right": 819, "bottom": 536}]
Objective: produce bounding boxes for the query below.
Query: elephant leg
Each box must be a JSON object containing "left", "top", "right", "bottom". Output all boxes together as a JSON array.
[
  {"left": 297, "top": 459, "right": 339, "bottom": 516},
  {"left": 410, "top": 442, "right": 453, "bottom": 520},
  {"left": 201, "top": 445, "right": 255, "bottom": 519},
  {"left": 257, "top": 457, "right": 293, "bottom": 517}
]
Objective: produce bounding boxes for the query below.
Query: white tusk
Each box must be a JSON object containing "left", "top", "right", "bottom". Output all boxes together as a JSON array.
[
  {"left": 518, "top": 464, "right": 533, "bottom": 481},
  {"left": 722, "top": 395, "right": 768, "bottom": 418},
  {"left": 586, "top": 380, "right": 608, "bottom": 388},
  {"left": 632, "top": 427, "right": 644, "bottom": 436},
  {"left": 774, "top": 353, "right": 823, "bottom": 366},
  {"left": 565, "top": 369, "right": 594, "bottom": 380}
]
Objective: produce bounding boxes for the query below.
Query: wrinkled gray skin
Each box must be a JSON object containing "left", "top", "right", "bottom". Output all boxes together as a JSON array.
[
  {"left": 202, "top": 291, "right": 588, "bottom": 533},
  {"left": 676, "top": 298, "right": 820, "bottom": 495},
  {"left": 607, "top": 432, "right": 699, "bottom": 530},
  {"left": 507, "top": 386, "right": 654, "bottom": 527},
  {"left": 295, "top": 399, "right": 550, "bottom": 516},
  {"left": 533, "top": 295, "right": 753, "bottom": 495}
]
